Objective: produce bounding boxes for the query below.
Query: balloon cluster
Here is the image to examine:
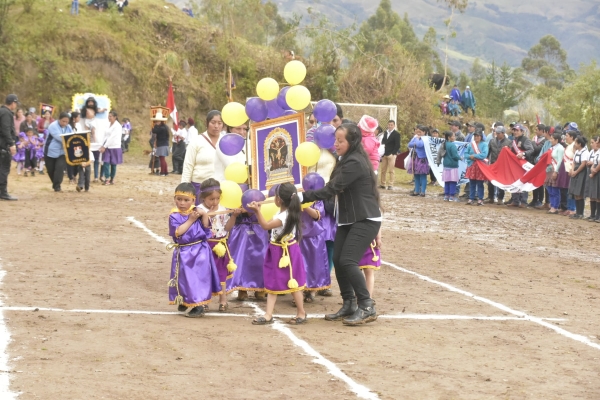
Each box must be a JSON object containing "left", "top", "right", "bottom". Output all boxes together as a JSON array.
[{"left": 221, "top": 60, "right": 311, "bottom": 128}]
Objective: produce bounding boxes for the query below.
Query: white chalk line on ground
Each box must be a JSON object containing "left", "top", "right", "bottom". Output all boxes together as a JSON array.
[
  {"left": 0, "top": 307, "right": 566, "bottom": 322},
  {"left": 0, "top": 261, "right": 19, "bottom": 398},
  {"left": 381, "top": 261, "right": 600, "bottom": 351},
  {"left": 248, "top": 303, "right": 379, "bottom": 400},
  {"left": 126, "top": 216, "right": 378, "bottom": 400}
]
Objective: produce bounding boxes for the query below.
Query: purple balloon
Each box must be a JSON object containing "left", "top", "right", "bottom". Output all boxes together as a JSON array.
[
  {"left": 313, "top": 99, "right": 337, "bottom": 122},
  {"left": 242, "top": 189, "right": 266, "bottom": 213},
  {"left": 239, "top": 183, "right": 249, "bottom": 193},
  {"left": 219, "top": 133, "right": 245, "bottom": 156},
  {"left": 266, "top": 99, "right": 285, "bottom": 119},
  {"left": 268, "top": 184, "right": 280, "bottom": 197},
  {"left": 302, "top": 172, "right": 325, "bottom": 191},
  {"left": 283, "top": 109, "right": 297, "bottom": 116},
  {"left": 314, "top": 123, "right": 336, "bottom": 149},
  {"left": 245, "top": 97, "right": 268, "bottom": 122},
  {"left": 277, "top": 87, "right": 290, "bottom": 110}
]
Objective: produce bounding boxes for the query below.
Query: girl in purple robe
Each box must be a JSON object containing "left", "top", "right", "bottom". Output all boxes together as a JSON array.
[
  {"left": 36, "top": 130, "right": 47, "bottom": 175},
  {"left": 23, "top": 128, "right": 39, "bottom": 177},
  {"left": 359, "top": 240, "right": 381, "bottom": 299},
  {"left": 226, "top": 212, "right": 268, "bottom": 300},
  {"left": 246, "top": 182, "right": 307, "bottom": 325},
  {"left": 299, "top": 201, "right": 331, "bottom": 303},
  {"left": 168, "top": 183, "right": 222, "bottom": 318},
  {"left": 13, "top": 132, "right": 26, "bottom": 175},
  {"left": 197, "top": 178, "right": 240, "bottom": 312}
]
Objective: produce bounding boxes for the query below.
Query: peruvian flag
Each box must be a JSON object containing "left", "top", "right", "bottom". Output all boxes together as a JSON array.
[
  {"left": 167, "top": 80, "right": 178, "bottom": 131},
  {"left": 477, "top": 147, "right": 552, "bottom": 193}
]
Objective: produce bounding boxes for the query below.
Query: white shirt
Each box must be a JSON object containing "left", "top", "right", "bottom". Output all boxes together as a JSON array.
[
  {"left": 574, "top": 147, "right": 589, "bottom": 165},
  {"left": 187, "top": 125, "right": 199, "bottom": 142},
  {"left": 270, "top": 210, "right": 295, "bottom": 241},
  {"left": 588, "top": 149, "right": 600, "bottom": 165},
  {"left": 89, "top": 119, "right": 108, "bottom": 152},
  {"left": 181, "top": 132, "right": 222, "bottom": 184},
  {"left": 102, "top": 121, "right": 123, "bottom": 149},
  {"left": 197, "top": 204, "right": 229, "bottom": 239},
  {"left": 172, "top": 127, "right": 188, "bottom": 144},
  {"left": 214, "top": 134, "right": 247, "bottom": 182}
]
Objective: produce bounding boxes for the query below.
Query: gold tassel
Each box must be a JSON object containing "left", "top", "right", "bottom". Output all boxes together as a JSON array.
[
  {"left": 371, "top": 241, "right": 379, "bottom": 261},
  {"left": 279, "top": 255, "right": 290, "bottom": 268},
  {"left": 167, "top": 278, "right": 177, "bottom": 287},
  {"left": 213, "top": 242, "right": 226, "bottom": 257},
  {"left": 227, "top": 259, "right": 237, "bottom": 272},
  {"left": 173, "top": 295, "right": 183, "bottom": 305},
  {"left": 287, "top": 278, "right": 299, "bottom": 289}
]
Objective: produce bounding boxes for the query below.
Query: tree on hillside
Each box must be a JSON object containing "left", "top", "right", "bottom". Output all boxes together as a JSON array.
[
  {"left": 437, "top": 0, "right": 468, "bottom": 89},
  {"left": 0, "top": 0, "right": 14, "bottom": 37},
  {"left": 521, "top": 35, "right": 572, "bottom": 89}
]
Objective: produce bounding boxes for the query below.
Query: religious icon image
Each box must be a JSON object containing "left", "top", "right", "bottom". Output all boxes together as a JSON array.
[
  {"left": 264, "top": 128, "right": 294, "bottom": 188},
  {"left": 74, "top": 146, "right": 83, "bottom": 158}
]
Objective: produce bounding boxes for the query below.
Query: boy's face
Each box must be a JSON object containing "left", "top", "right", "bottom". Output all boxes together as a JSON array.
[{"left": 175, "top": 195, "right": 194, "bottom": 211}]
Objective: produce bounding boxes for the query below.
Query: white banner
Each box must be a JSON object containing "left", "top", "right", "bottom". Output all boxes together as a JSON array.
[{"left": 422, "top": 137, "right": 469, "bottom": 185}]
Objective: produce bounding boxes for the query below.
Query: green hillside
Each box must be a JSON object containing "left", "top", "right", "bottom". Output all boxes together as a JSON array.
[{"left": 0, "top": 0, "right": 285, "bottom": 130}]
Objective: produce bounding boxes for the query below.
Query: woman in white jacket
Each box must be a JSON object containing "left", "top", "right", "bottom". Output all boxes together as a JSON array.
[
  {"left": 181, "top": 110, "right": 224, "bottom": 202},
  {"left": 100, "top": 110, "right": 123, "bottom": 185}
]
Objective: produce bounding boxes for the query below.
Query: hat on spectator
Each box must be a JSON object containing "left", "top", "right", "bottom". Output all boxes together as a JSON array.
[
  {"left": 5, "top": 94, "right": 19, "bottom": 105},
  {"left": 564, "top": 122, "right": 579, "bottom": 132},
  {"left": 357, "top": 115, "right": 378, "bottom": 135},
  {"left": 466, "top": 120, "right": 476, "bottom": 126},
  {"left": 495, "top": 126, "right": 506, "bottom": 134},
  {"left": 187, "top": 117, "right": 195, "bottom": 125},
  {"left": 475, "top": 122, "right": 485, "bottom": 131},
  {"left": 513, "top": 124, "right": 524, "bottom": 131},
  {"left": 448, "top": 120, "right": 462, "bottom": 127}
]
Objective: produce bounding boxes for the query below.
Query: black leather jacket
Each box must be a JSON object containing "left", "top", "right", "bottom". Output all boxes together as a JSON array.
[
  {"left": 302, "top": 152, "right": 381, "bottom": 224},
  {"left": 0, "top": 106, "right": 16, "bottom": 151}
]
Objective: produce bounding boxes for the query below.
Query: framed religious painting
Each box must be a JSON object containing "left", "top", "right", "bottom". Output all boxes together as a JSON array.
[{"left": 250, "top": 113, "right": 306, "bottom": 194}]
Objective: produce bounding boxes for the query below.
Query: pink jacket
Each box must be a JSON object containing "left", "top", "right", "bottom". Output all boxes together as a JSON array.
[{"left": 362, "top": 134, "right": 380, "bottom": 171}]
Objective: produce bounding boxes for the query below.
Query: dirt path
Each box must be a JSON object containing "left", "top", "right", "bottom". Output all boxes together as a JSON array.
[{"left": 0, "top": 161, "right": 599, "bottom": 399}]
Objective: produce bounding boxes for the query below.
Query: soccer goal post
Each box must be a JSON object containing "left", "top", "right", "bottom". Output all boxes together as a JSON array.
[{"left": 310, "top": 102, "right": 398, "bottom": 128}]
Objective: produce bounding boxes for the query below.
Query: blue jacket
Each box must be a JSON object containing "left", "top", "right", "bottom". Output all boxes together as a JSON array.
[
  {"left": 450, "top": 88, "right": 461, "bottom": 102},
  {"left": 46, "top": 120, "right": 73, "bottom": 158},
  {"left": 442, "top": 141, "right": 460, "bottom": 169},
  {"left": 408, "top": 136, "right": 427, "bottom": 159},
  {"left": 464, "top": 141, "right": 488, "bottom": 167},
  {"left": 462, "top": 90, "right": 476, "bottom": 109}
]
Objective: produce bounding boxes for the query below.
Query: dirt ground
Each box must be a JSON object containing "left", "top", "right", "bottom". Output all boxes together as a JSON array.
[{"left": 0, "top": 157, "right": 599, "bottom": 399}]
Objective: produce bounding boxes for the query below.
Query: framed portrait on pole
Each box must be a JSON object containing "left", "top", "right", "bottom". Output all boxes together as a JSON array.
[{"left": 249, "top": 113, "right": 306, "bottom": 194}]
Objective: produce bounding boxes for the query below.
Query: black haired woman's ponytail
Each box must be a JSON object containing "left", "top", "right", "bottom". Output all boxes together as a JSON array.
[{"left": 276, "top": 182, "right": 302, "bottom": 243}]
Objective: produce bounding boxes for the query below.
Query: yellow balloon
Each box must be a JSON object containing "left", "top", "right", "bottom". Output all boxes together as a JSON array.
[
  {"left": 219, "top": 180, "right": 243, "bottom": 209},
  {"left": 295, "top": 142, "right": 320, "bottom": 167},
  {"left": 256, "top": 78, "right": 279, "bottom": 101},
  {"left": 284, "top": 60, "right": 307, "bottom": 85},
  {"left": 221, "top": 102, "right": 248, "bottom": 127},
  {"left": 301, "top": 201, "right": 315, "bottom": 210},
  {"left": 260, "top": 202, "right": 279, "bottom": 221},
  {"left": 224, "top": 162, "right": 248, "bottom": 184},
  {"left": 285, "top": 85, "right": 311, "bottom": 111}
]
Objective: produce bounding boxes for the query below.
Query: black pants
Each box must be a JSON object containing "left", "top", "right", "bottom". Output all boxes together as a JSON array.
[
  {"left": 172, "top": 141, "right": 186, "bottom": 173},
  {"left": 560, "top": 188, "right": 568, "bottom": 210},
  {"left": 67, "top": 165, "right": 78, "bottom": 180},
  {"left": 333, "top": 219, "right": 380, "bottom": 303},
  {"left": 532, "top": 186, "right": 544, "bottom": 203},
  {"left": 45, "top": 155, "right": 66, "bottom": 192},
  {"left": 24, "top": 149, "right": 37, "bottom": 169},
  {"left": 0, "top": 149, "right": 11, "bottom": 194},
  {"left": 77, "top": 165, "right": 91, "bottom": 191}
]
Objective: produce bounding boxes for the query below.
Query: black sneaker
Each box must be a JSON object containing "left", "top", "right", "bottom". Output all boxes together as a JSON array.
[
  {"left": 177, "top": 304, "right": 187, "bottom": 312},
  {"left": 186, "top": 306, "right": 205, "bottom": 318}
]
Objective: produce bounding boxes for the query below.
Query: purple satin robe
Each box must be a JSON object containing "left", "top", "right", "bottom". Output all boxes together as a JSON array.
[
  {"left": 264, "top": 240, "right": 306, "bottom": 294},
  {"left": 299, "top": 201, "right": 331, "bottom": 290},
  {"left": 359, "top": 240, "right": 381, "bottom": 270},
  {"left": 226, "top": 214, "right": 268, "bottom": 292}
]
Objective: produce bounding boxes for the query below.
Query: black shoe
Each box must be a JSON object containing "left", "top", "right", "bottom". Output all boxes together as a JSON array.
[
  {"left": 0, "top": 193, "right": 17, "bottom": 201},
  {"left": 177, "top": 304, "right": 187, "bottom": 312},
  {"left": 185, "top": 306, "right": 205, "bottom": 318},
  {"left": 342, "top": 299, "right": 377, "bottom": 326},
  {"left": 459, "top": 193, "right": 468, "bottom": 198},
  {"left": 324, "top": 299, "right": 357, "bottom": 321}
]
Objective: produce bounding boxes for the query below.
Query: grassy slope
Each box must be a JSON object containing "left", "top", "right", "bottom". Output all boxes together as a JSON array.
[{"left": 2, "top": 0, "right": 283, "bottom": 135}]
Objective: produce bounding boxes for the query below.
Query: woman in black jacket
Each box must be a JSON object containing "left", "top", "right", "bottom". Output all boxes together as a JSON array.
[{"left": 301, "top": 123, "right": 382, "bottom": 325}]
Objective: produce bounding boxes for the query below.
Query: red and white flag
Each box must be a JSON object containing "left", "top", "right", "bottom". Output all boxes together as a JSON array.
[{"left": 167, "top": 80, "right": 178, "bottom": 131}]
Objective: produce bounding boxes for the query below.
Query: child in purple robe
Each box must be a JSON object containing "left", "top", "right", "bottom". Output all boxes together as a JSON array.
[
  {"left": 13, "top": 132, "right": 26, "bottom": 175},
  {"left": 359, "top": 235, "right": 382, "bottom": 299},
  {"left": 168, "top": 183, "right": 222, "bottom": 318},
  {"left": 299, "top": 201, "right": 331, "bottom": 303},
  {"left": 246, "top": 182, "right": 307, "bottom": 325},
  {"left": 23, "top": 128, "right": 39, "bottom": 176},
  {"left": 226, "top": 212, "right": 268, "bottom": 301},
  {"left": 197, "top": 178, "right": 240, "bottom": 312}
]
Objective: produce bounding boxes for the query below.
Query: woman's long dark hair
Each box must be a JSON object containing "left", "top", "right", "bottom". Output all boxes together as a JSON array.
[
  {"left": 81, "top": 97, "right": 98, "bottom": 117},
  {"left": 206, "top": 110, "right": 221, "bottom": 128},
  {"left": 69, "top": 111, "right": 80, "bottom": 130},
  {"left": 275, "top": 182, "right": 302, "bottom": 243},
  {"left": 330, "top": 123, "right": 381, "bottom": 208}
]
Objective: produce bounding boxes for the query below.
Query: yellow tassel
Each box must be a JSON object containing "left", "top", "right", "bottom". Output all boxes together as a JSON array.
[
  {"left": 287, "top": 278, "right": 299, "bottom": 289},
  {"left": 227, "top": 260, "right": 237, "bottom": 272},
  {"left": 279, "top": 255, "right": 290, "bottom": 268},
  {"left": 174, "top": 295, "right": 183, "bottom": 305},
  {"left": 167, "top": 278, "right": 177, "bottom": 287},
  {"left": 213, "top": 242, "right": 226, "bottom": 257},
  {"left": 372, "top": 254, "right": 379, "bottom": 262}
]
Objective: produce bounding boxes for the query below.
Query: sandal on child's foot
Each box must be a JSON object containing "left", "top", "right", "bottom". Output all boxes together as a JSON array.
[
  {"left": 236, "top": 291, "right": 248, "bottom": 301},
  {"left": 218, "top": 303, "right": 229, "bottom": 312},
  {"left": 304, "top": 292, "right": 314, "bottom": 303},
  {"left": 177, "top": 304, "right": 187, "bottom": 312},
  {"left": 288, "top": 313, "right": 308, "bottom": 325},
  {"left": 203, "top": 304, "right": 209, "bottom": 312},
  {"left": 185, "top": 306, "right": 205, "bottom": 318},
  {"left": 252, "top": 316, "right": 274, "bottom": 325},
  {"left": 317, "top": 288, "right": 333, "bottom": 297}
]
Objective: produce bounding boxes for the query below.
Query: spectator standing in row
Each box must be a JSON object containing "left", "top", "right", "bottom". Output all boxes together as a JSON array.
[
  {"left": 71, "top": 0, "right": 79, "bottom": 15},
  {"left": 121, "top": 118, "right": 131, "bottom": 152},
  {"left": 486, "top": 126, "right": 511, "bottom": 204},
  {"left": 507, "top": 124, "right": 534, "bottom": 207},
  {"left": 462, "top": 86, "right": 476, "bottom": 116},
  {"left": 171, "top": 119, "right": 188, "bottom": 175},
  {"left": 450, "top": 84, "right": 461, "bottom": 103},
  {"left": 379, "top": 120, "right": 400, "bottom": 190},
  {"left": 0, "top": 95, "right": 18, "bottom": 201}
]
